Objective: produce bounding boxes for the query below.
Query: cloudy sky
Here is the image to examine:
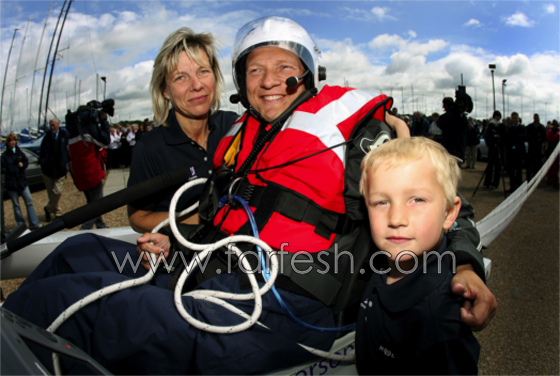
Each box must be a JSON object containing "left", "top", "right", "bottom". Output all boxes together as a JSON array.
[{"left": 1, "top": 0, "right": 559, "bottom": 131}]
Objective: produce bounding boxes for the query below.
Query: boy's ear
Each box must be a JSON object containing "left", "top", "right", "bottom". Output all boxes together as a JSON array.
[{"left": 443, "top": 196, "right": 462, "bottom": 230}]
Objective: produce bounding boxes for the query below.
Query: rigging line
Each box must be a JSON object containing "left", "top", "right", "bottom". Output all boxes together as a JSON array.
[
  {"left": 44, "top": 0, "right": 73, "bottom": 128},
  {"left": 37, "top": 1, "right": 67, "bottom": 131},
  {"left": 30, "top": 3, "right": 54, "bottom": 126},
  {"left": 1, "top": 29, "right": 19, "bottom": 133},
  {"left": 11, "top": 18, "right": 32, "bottom": 131},
  {"left": 83, "top": 1, "right": 97, "bottom": 73}
]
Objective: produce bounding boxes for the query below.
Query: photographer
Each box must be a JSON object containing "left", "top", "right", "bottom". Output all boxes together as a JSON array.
[
  {"left": 483, "top": 110, "right": 506, "bottom": 188},
  {"left": 66, "top": 100, "right": 112, "bottom": 229},
  {"left": 438, "top": 96, "right": 469, "bottom": 163},
  {"left": 1, "top": 133, "right": 41, "bottom": 230}
]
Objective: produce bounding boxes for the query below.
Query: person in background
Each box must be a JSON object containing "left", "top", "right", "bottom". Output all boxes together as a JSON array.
[
  {"left": 119, "top": 124, "right": 130, "bottom": 167},
  {"left": 136, "top": 122, "right": 145, "bottom": 142},
  {"left": 66, "top": 105, "right": 111, "bottom": 229},
  {"left": 483, "top": 110, "right": 506, "bottom": 189},
  {"left": 525, "top": 113, "right": 546, "bottom": 182},
  {"left": 39, "top": 117, "right": 70, "bottom": 221},
  {"left": 504, "top": 112, "right": 526, "bottom": 193},
  {"left": 126, "top": 123, "right": 138, "bottom": 164},
  {"left": 1, "top": 133, "right": 41, "bottom": 230},
  {"left": 545, "top": 119, "right": 559, "bottom": 188},
  {"left": 428, "top": 112, "right": 442, "bottom": 144},
  {"left": 106, "top": 124, "right": 121, "bottom": 170},
  {"left": 356, "top": 137, "right": 480, "bottom": 375},
  {"left": 465, "top": 116, "right": 480, "bottom": 169},
  {"left": 127, "top": 27, "right": 238, "bottom": 233},
  {"left": 412, "top": 111, "right": 430, "bottom": 137},
  {"left": 438, "top": 97, "right": 469, "bottom": 165}
]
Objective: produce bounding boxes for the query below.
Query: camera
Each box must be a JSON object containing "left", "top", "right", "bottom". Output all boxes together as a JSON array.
[{"left": 66, "top": 99, "right": 115, "bottom": 135}]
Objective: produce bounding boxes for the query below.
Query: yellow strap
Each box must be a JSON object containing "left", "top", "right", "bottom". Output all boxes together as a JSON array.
[{"left": 224, "top": 131, "right": 242, "bottom": 167}]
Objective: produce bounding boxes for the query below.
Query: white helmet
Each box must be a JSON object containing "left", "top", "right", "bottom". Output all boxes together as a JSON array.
[{"left": 231, "top": 16, "right": 326, "bottom": 106}]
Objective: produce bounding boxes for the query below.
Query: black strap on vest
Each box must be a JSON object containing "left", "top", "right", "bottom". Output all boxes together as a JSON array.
[{"left": 233, "top": 181, "right": 343, "bottom": 240}]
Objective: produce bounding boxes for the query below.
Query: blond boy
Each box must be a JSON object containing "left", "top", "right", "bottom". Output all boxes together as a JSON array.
[{"left": 355, "top": 137, "right": 480, "bottom": 375}]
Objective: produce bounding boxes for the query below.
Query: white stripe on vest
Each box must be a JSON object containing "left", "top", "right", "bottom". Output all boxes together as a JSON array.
[{"left": 283, "top": 89, "right": 380, "bottom": 167}]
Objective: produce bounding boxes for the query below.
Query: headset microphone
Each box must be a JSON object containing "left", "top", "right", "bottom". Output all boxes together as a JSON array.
[{"left": 285, "top": 70, "right": 310, "bottom": 87}]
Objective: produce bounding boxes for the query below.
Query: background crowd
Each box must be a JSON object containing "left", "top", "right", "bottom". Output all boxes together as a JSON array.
[{"left": 394, "top": 99, "right": 560, "bottom": 192}]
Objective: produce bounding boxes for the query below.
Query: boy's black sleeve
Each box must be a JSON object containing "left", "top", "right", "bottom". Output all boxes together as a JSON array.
[
  {"left": 448, "top": 193, "right": 485, "bottom": 282},
  {"left": 415, "top": 336, "right": 480, "bottom": 375}
]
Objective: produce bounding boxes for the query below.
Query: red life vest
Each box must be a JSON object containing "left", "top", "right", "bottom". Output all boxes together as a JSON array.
[
  {"left": 213, "top": 85, "right": 390, "bottom": 253},
  {"left": 68, "top": 134, "right": 106, "bottom": 191}
]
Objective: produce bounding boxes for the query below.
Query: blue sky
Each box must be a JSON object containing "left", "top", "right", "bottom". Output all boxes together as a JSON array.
[{"left": 1, "top": 1, "right": 559, "bottom": 130}]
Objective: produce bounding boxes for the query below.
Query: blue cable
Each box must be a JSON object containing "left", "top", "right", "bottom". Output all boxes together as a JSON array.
[{"left": 219, "top": 195, "right": 356, "bottom": 332}]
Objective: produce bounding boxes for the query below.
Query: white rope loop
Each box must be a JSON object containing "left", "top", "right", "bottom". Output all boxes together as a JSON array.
[{"left": 47, "top": 177, "right": 355, "bottom": 374}]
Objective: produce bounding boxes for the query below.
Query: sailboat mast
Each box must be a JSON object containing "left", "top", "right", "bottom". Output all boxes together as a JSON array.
[
  {"left": 10, "top": 18, "right": 31, "bottom": 132},
  {"left": 29, "top": 3, "right": 55, "bottom": 129},
  {"left": 1, "top": 28, "right": 19, "bottom": 134},
  {"left": 44, "top": 0, "right": 72, "bottom": 126},
  {"left": 37, "top": 0, "right": 67, "bottom": 131}
]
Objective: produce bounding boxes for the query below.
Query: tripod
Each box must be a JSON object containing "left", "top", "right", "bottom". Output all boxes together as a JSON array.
[{"left": 472, "top": 145, "right": 507, "bottom": 199}]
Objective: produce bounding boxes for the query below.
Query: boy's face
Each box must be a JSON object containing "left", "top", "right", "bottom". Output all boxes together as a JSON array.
[{"left": 365, "top": 157, "right": 460, "bottom": 261}]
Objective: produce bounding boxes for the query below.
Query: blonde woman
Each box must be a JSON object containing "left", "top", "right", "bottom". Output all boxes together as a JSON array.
[{"left": 127, "top": 28, "right": 238, "bottom": 233}]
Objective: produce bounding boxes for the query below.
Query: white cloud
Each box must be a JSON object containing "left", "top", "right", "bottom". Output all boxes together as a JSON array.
[
  {"left": 464, "top": 19, "right": 481, "bottom": 28},
  {"left": 544, "top": 3, "right": 556, "bottom": 14},
  {"left": 503, "top": 12, "right": 535, "bottom": 27},
  {"left": 370, "top": 7, "right": 396, "bottom": 21},
  {"left": 369, "top": 34, "right": 408, "bottom": 51},
  {"left": 342, "top": 6, "right": 397, "bottom": 22},
  {"left": 367, "top": 33, "right": 448, "bottom": 75}
]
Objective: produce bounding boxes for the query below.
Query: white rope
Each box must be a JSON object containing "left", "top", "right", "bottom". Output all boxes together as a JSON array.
[{"left": 47, "top": 177, "right": 353, "bottom": 374}]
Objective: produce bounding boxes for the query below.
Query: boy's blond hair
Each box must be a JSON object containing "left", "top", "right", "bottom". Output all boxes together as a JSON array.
[{"left": 359, "top": 137, "right": 461, "bottom": 209}]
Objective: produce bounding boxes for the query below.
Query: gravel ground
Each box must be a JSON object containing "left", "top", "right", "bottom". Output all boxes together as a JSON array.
[{"left": 1, "top": 163, "right": 558, "bottom": 375}]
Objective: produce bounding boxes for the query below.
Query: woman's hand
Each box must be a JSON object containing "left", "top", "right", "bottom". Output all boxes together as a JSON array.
[
  {"left": 17, "top": 162, "right": 23, "bottom": 168},
  {"left": 136, "top": 232, "right": 171, "bottom": 270},
  {"left": 451, "top": 264, "right": 497, "bottom": 331},
  {"left": 385, "top": 112, "right": 410, "bottom": 138}
]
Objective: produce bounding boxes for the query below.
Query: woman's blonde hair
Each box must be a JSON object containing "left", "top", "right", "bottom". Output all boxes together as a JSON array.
[
  {"left": 151, "top": 27, "right": 224, "bottom": 126},
  {"left": 359, "top": 137, "right": 461, "bottom": 209}
]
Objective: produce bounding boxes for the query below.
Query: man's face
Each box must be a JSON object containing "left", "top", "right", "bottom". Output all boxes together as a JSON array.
[
  {"left": 365, "top": 156, "right": 458, "bottom": 262},
  {"left": 245, "top": 47, "right": 306, "bottom": 122},
  {"left": 49, "top": 120, "right": 60, "bottom": 133},
  {"left": 534, "top": 114, "right": 540, "bottom": 124},
  {"left": 512, "top": 114, "right": 520, "bottom": 124}
]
